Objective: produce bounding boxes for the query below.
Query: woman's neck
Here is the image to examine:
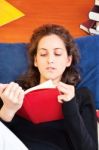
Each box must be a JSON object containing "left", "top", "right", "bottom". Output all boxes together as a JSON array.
[{"left": 40, "top": 78, "right": 61, "bottom": 86}]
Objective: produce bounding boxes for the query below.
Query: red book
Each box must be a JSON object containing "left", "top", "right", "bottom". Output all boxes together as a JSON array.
[
  {"left": 89, "top": 5, "right": 99, "bottom": 21},
  {"left": 96, "top": 110, "right": 99, "bottom": 122},
  {"left": 17, "top": 80, "right": 64, "bottom": 124},
  {"left": 89, "top": 23, "right": 99, "bottom": 35},
  {"left": 80, "top": 19, "right": 96, "bottom": 33}
]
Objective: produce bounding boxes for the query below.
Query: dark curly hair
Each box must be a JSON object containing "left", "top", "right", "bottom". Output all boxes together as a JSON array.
[{"left": 18, "top": 24, "right": 80, "bottom": 89}]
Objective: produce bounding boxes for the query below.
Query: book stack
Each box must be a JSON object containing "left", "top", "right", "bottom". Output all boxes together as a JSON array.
[{"left": 80, "top": 0, "right": 99, "bottom": 35}]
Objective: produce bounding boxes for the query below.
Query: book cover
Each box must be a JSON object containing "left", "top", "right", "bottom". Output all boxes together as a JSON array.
[
  {"left": 17, "top": 80, "right": 64, "bottom": 124},
  {"left": 80, "top": 19, "right": 96, "bottom": 33},
  {"left": 0, "top": 0, "right": 25, "bottom": 26},
  {"left": 95, "top": 0, "right": 99, "bottom": 6},
  {"left": 89, "top": 23, "right": 99, "bottom": 35},
  {"left": 89, "top": 5, "right": 99, "bottom": 21},
  {"left": 0, "top": 121, "right": 28, "bottom": 150}
]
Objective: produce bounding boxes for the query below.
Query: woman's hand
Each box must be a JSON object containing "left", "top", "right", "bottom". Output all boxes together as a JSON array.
[
  {"left": 0, "top": 82, "right": 24, "bottom": 121},
  {"left": 57, "top": 82, "right": 75, "bottom": 103}
]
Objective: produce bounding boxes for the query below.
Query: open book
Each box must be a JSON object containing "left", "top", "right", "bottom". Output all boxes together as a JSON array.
[
  {"left": 24, "top": 80, "right": 56, "bottom": 94},
  {"left": 17, "top": 80, "right": 64, "bottom": 124},
  {"left": 0, "top": 121, "right": 28, "bottom": 150}
]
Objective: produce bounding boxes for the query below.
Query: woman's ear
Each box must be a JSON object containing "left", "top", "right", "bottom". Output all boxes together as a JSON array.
[
  {"left": 66, "top": 55, "right": 72, "bottom": 67},
  {"left": 34, "top": 56, "right": 37, "bottom": 67}
]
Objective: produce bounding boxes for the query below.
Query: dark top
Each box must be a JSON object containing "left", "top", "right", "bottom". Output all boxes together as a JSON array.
[{"left": 1, "top": 88, "right": 98, "bottom": 150}]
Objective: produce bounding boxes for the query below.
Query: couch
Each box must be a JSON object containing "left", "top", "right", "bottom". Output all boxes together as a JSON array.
[
  {"left": 0, "top": 35, "right": 99, "bottom": 109},
  {"left": 0, "top": 35, "right": 99, "bottom": 145}
]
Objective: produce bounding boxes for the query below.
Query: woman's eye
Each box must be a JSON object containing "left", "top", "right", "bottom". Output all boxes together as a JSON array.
[
  {"left": 40, "top": 53, "right": 47, "bottom": 56},
  {"left": 55, "top": 53, "right": 62, "bottom": 56},
  {"left": 54, "top": 49, "right": 62, "bottom": 56}
]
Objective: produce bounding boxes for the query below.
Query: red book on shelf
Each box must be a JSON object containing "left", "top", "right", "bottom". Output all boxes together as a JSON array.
[
  {"left": 96, "top": 110, "right": 99, "bottom": 122},
  {"left": 80, "top": 19, "right": 96, "bottom": 33},
  {"left": 89, "top": 5, "right": 99, "bottom": 21},
  {"left": 89, "top": 23, "right": 99, "bottom": 35},
  {"left": 17, "top": 80, "right": 64, "bottom": 124}
]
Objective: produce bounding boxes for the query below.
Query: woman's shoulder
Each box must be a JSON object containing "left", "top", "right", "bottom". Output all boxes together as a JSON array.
[
  {"left": 76, "top": 87, "right": 93, "bottom": 97},
  {"left": 75, "top": 87, "right": 95, "bottom": 106},
  {"left": 77, "top": 86, "right": 92, "bottom": 93}
]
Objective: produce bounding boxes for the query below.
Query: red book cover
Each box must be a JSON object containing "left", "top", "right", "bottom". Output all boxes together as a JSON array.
[
  {"left": 96, "top": 110, "right": 99, "bottom": 122},
  {"left": 89, "top": 5, "right": 99, "bottom": 21},
  {"left": 17, "top": 80, "right": 64, "bottom": 124},
  {"left": 80, "top": 19, "right": 96, "bottom": 33},
  {"left": 89, "top": 23, "right": 99, "bottom": 35}
]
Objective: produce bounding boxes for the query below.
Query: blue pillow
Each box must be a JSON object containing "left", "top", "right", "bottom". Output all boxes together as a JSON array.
[
  {"left": 0, "top": 43, "right": 28, "bottom": 83},
  {"left": 75, "top": 35, "right": 99, "bottom": 109}
]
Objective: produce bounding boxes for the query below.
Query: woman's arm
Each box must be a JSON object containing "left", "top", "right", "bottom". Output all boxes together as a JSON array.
[
  {"left": 0, "top": 82, "right": 24, "bottom": 122},
  {"left": 62, "top": 88, "right": 98, "bottom": 150}
]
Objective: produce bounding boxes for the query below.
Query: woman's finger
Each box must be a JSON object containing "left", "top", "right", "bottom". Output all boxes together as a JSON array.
[{"left": 0, "top": 84, "right": 8, "bottom": 96}]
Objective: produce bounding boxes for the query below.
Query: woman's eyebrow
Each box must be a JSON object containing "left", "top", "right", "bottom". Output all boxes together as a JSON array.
[
  {"left": 54, "top": 48, "right": 63, "bottom": 50},
  {"left": 38, "top": 48, "right": 63, "bottom": 51},
  {"left": 38, "top": 48, "right": 47, "bottom": 51}
]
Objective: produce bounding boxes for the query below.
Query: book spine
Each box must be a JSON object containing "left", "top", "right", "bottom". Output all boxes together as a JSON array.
[
  {"left": 89, "top": 5, "right": 99, "bottom": 21},
  {"left": 89, "top": 12, "right": 99, "bottom": 21},
  {"left": 96, "top": 21, "right": 99, "bottom": 31}
]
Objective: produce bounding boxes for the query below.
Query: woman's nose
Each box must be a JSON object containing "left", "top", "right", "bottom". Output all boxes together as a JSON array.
[{"left": 47, "top": 55, "right": 54, "bottom": 63}]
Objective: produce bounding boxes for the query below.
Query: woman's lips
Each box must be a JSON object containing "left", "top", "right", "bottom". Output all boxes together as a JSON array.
[{"left": 46, "top": 67, "right": 56, "bottom": 71}]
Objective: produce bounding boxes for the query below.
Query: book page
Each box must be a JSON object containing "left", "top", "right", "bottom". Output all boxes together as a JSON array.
[
  {"left": 0, "top": 121, "right": 28, "bottom": 150},
  {"left": 95, "top": 0, "right": 99, "bottom": 6},
  {"left": 24, "top": 80, "right": 56, "bottom": 94}
]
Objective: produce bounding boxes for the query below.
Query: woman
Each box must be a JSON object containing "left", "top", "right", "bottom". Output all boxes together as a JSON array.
[{"left": 0, "top": 24, "right": 98, "bottom": 150}]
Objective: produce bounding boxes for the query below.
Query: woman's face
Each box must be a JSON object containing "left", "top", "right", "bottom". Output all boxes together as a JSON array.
[{"left": 34, "top": 34, "right": 72, "bottom": 84}]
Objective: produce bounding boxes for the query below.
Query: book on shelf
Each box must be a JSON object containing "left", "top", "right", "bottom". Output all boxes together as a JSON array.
[
  {"left": 89, "top": 23, "right": 99, "bottom": 35},
  {"left": 0, "top": 121, "right": 28, "bottom": 150},
  {"left": 89, "top": 5, "right": 99, "bottom": 21},
  {"left": 17, "top": 80, "right": 64, "bottom": 124},
  {"left": 95, "top": 0, "right": 99, "bottom": 6},
  {"left": 80, "top": 19, "right": 96, "bottom": 33},
  {"left": 96, "top": 21, "right": 99, "bottom": 31}
]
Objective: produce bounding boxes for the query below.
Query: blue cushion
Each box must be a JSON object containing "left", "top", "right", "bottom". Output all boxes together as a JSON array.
[
  {"left": 0, "top": 43, "right": 28, "bottom": 83},
  {"left": 0, "top": 35, "right": 99, "bottom": 109},
  {"left": 75, "top": 35, "right": 99, "bottom": 109}
]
